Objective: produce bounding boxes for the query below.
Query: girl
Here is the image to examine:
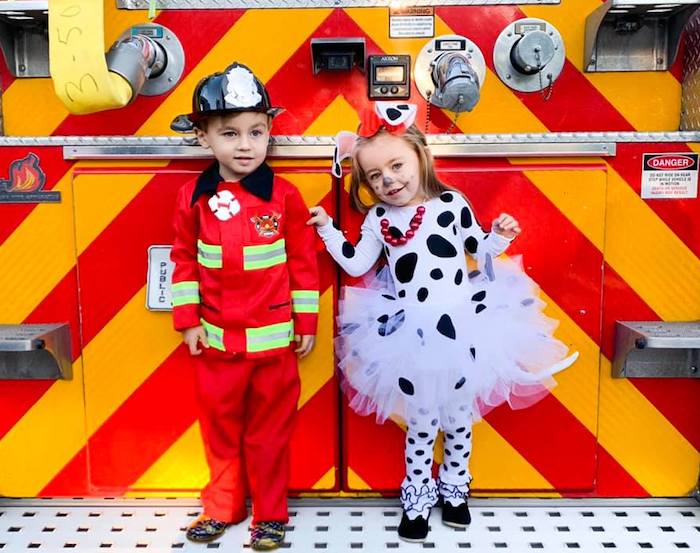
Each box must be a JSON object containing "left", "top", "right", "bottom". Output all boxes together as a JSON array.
[{"left": 307, "top": 103, "right": 577, "bottom": 543}]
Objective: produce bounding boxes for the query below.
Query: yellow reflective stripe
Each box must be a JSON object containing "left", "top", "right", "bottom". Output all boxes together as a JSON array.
[
  {"left": 243, "top": 239, "right": 286, "bottom": 270},
  {"left": 292, "top": 290, "right": 319, "bottom": 313},
  {"left": 197, "top": 240, "right": 222, "bottom": 254},
  {"left": 171, "top": 281, "right": 200, "bottom": 307},
  {"left": 246, "top": 320, "right": 294, "bottom": 353},
  {"left": 197, "top": 240, "right": 223, "bottom": 269},
  {"left": 201, "top": 318, "right": 225, "bottom": 351}
]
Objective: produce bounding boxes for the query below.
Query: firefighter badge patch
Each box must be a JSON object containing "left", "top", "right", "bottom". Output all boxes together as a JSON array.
[
  {"left": 251, "top": 213, "right": 282, "bottom": 238},
  {"left": 208, "top": 190, "right": 241, "bottom": 221}
]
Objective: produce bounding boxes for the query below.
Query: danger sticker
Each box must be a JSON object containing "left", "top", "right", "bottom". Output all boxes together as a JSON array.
[
  {"left": 641, "top": 153, "right": 698, "bottom": 199},
  {"left": 389, "top": 6, "right": 434, "bottom": 38}
]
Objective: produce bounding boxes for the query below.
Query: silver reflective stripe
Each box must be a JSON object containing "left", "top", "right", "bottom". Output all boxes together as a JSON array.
[{"left": 245, "top": 248, "right": 285, "bottom": 262}]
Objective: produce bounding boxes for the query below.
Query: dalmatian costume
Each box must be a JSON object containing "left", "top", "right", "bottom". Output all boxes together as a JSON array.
[{"left": 317, "top": 191, "right": 578, "bottom": 520}]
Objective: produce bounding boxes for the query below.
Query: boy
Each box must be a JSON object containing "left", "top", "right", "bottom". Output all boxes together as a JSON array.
[{"left": 170, "top": 62, "right": 319, "bottom": 551}]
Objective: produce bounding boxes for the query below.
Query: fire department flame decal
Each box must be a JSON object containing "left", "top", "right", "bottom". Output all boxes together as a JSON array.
[
  {"left": 0, "top": 153, "right": 46, "bottom": 193},
  {"left": 0, "top": 153, "right": 59, "bottom": 203}
]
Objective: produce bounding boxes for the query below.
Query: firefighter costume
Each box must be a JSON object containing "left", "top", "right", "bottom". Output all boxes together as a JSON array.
[{"left": 170, "top": 62, "right": 319, "bottom": 536}]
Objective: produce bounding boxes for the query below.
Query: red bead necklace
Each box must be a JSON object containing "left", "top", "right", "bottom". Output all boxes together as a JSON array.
[{"left": 379, "top": 205, "right": 425, "bottom": 246}]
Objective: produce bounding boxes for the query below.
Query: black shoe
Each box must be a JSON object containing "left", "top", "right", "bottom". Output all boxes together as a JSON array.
[
  {"left": 442, "top": 499, "right": 471, "bottom": 528},
  {"left": 398, "top": 511, "right": 430, "bottom": 542}
]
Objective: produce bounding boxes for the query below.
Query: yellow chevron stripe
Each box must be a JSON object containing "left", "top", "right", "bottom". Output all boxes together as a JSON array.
[
  {"left": 298, "top": 289, "right": 335, "bottom": 409},
  {"left": 539, "top": 289, "right": 599, "bottom": 435},
  {"left": 73, "top": 172, "right": 155, "bottom": 252},
  {"left": 598, "top": 356, "right": 699, "bottom": 495},
  {"left": 0, "top": 286, "right": 180, "bottom": 494},
  {"left": 471, "top": 421, "right": 557, "bottom": 491},
  {"left": 604, "top": 165, "right": 700, "bottom": 320},
  {"left": 0, "top": 356, "right": 85, "bottom": 495},
  {"left": 304, "top": 95, "right": 359, "bottom": 136},
  {"left": 137, "top": 9, "right": 332, "bottom": 136},
  {"left": 0, "top": 169, "right": 155, "bottom": 322},
  {"left": 3, "top": 79, "right": 70, "bottom": 136},
  {"left": 129, "top": 291, "right": 335, "bottom": 491},
  {"left": 83, "top": 287, "right": 181, "bottom": 434},
  {"left": 346, "top": 467, "right": 373, "bottom": 490},
  {"left": 0, "top": 176, "right": 76, "bottom": 322},
  {"left": 3, "top": 3, "right": 152, "bottom": 136},
  {"left": 522, "top": 168, "right": 607, "bottom": 252},
  {"left": 128, "top": 422, "right": 208, "bottom": 493},
  {"left": 279, "top": 172, "right": 332, "bottom": 214},
  {"left": 346, "top": 9, "right": 548, "bottom": 134},
  {"left": 312, "top": 468, "right": 337, "bottom": 490},
  {"left": 522, "top": 3, "right": 680, "bottom": 131}
]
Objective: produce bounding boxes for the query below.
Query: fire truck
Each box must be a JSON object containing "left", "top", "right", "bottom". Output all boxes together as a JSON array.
[{"left": 0, "top": 0, "right": 698, "bottom": 550}]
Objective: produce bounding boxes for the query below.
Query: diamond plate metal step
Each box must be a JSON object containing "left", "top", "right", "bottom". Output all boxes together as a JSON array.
[{"left": 0, "top": 498, "right": 698, "bottom": 552}]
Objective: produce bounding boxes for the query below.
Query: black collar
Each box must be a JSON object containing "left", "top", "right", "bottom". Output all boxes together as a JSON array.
[{"left": 191, "top": 161, "right": 274, "bottom": 206}]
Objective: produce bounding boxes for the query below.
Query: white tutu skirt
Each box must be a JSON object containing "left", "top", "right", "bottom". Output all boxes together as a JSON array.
[{"left": 336, "top": 255, "right": 578, "bottom": 425}]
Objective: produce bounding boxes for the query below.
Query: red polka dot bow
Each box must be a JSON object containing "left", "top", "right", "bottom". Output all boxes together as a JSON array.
[{"left": 332, "top": 102, "right": 418, "bottom": 178}]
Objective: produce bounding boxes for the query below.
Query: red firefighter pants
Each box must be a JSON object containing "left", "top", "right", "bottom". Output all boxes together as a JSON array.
[{"left": 193, "top": 347, "right": 300, "bottom": 525}]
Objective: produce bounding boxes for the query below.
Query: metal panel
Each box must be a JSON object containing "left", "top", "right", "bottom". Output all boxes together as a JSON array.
[
  {"left": 0, "top": 498, "right": 698, "bottom": 552},
  {"left": 0, "top": 323, "right": 72, "bottom": 380},
  {"left": 119, "top": 0, "right": 561, "bottom": 8},
  {"left": 682, "top": 10, "right": 700, "bottom": 129},
  {"left": 64, "top": 141, "right": 615, "bottom": 159},
  {"left": 584, "top": 0, "right": 700, "bottom": 72},
  {"left": 0, "top": 132, "right": 693, "bottom": 149},
  {"left": 613, "top": 321, "right": 700, "bottom": 378}
]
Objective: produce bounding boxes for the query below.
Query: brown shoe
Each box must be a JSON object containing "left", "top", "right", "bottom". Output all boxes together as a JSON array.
[
  {"left": 249, "top": 521, "right": 285, "bottom": 550},
  {"left": 185, "top": 515, "right": 229, "bottom": 543}
]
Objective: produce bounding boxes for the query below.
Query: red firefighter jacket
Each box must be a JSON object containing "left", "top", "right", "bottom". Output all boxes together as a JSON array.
[{"left": 171, "top": 161, "right": 319, "bottom": 358}]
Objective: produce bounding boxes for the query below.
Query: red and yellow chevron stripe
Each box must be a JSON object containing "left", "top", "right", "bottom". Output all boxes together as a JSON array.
[{"left": 0, "top": 2, "right": 698, "bottom": 499}]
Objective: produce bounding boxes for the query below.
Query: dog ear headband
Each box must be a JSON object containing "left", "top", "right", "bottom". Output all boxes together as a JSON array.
[{"left": 331, "top": 102, "right": 418, "bottom": 178}]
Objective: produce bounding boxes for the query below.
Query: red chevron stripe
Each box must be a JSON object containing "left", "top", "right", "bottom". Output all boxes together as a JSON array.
[
  {"left": 344, "top": 404, "right": 406, "bottom": 491},
  {"left": 608, "top": 143, "right": 700, "bottom": 259},
  {"left": 602, "top": 264, "right": 700, "bottom": 450},
  {"left": 51, "top": 10, "right": 243, "bottom": 136},
  {"left": 43, "top": 349, "right": 339, "bottom": 494},
  {"left": 0, "top": 147, "right": 72, "bottom": 247},
  {"left": 290, "top": 380, "right": 339, "bottom": 491},
  {"left": 594, "top": 446, "right": 650, "bottom": 497},
  {"left": 267, "top": 9, "right": 455, "bottom": 135},
  {"left": 0, "top": 381, "right": 53, "bottom": 441},
  {"left": 79, "top": 345, "right": 197, "bottom": 493},
  {"left": 0, "top": 50, "right": 16, "bottom": 91},
  {"left": 339, "top": 162, "right": 619, "bottom": 492},
  {"left": 485, "top": 395, "right": 596, "bottom": 491},
  {"left": 442, "top": 165, "right": 603, "bottom": 342},
  {"left": 39, "top": 449, "right": 90, "bottom": 497},
  {"left": 0, "top": 267, "right": 80, "bottom": 441},
  {"left": 74, "top": 169, "right": 194, "bottom": 343},
  {"left": 40, "top": 166, "right": 337, "bottom": 493}
]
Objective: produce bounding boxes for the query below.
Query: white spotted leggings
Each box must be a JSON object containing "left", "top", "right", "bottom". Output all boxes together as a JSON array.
[{"left": 400, "top": 403, "right": 473, "bottom": 520}]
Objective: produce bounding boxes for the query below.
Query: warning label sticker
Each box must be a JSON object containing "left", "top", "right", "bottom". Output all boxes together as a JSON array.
[
  {"left": 389, "top": 6, "right": 434, "bottom": 38},
  {"left": 641, "top": 153, "right": 699, "bottom": 199}
]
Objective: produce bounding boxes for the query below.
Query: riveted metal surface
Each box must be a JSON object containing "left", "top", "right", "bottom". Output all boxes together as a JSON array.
[
  {"left": 0, "top": 498, "right": 698, "bottom": 552},
  {"left": 118, "top": 0, "right": 561, "bottom": 8},
  {"left": 682, "top": 10, "right": 700, "bottom": 129}
]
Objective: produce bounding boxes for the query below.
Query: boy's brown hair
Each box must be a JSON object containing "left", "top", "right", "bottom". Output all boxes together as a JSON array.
[{"left": 348, "top": 125, "right": 452, "bottom": 213}]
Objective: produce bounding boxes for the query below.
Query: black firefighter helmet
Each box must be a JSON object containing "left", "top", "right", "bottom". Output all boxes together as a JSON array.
[{"left": 170, "top": 62, "right": 283, "bottom": 132}]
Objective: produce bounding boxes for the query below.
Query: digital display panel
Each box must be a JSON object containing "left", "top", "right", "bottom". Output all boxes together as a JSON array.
[{"left": 374, "top": 65, "right": 405, "bottom": 83}]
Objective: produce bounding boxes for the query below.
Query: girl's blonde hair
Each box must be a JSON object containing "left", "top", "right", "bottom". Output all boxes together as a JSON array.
[{"left": 348, "top": 125, "right": 452, "bottom": 213}]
